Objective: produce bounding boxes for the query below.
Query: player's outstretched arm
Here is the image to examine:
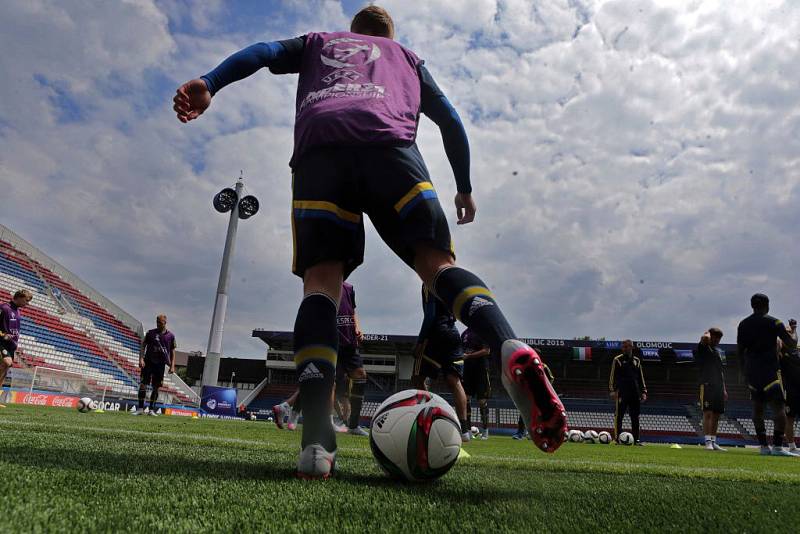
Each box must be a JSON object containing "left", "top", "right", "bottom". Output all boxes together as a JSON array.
[
  {"left": 173, "top": 39, "right": 304, "bottom": 123},
  {"left": 419, "top": 65, "right": 473, "bottom": 222}
]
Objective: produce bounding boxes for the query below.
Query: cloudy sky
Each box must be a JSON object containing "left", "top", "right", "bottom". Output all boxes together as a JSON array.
[{"left": 1, "top": 0, "right": 798, "bottom": 358}]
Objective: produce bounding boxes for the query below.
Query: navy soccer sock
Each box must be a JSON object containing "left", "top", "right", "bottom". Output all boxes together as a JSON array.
[
  {"left": 294, "top": 292, "right": 338, "bottom": 452},
  {"left": 137, "top": 385, "right": 146, "bottom": 410},
  {"left": 149, "top": 387, "right": 159, "bottom": 410},
  {"left": 347, "top": 377, "right": 366, "bottom": 429},
  {"left": 432, "top": 267, "right": 516, "bottom": 356}
]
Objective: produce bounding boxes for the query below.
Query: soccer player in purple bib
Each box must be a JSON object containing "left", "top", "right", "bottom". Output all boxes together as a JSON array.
[
  {"left": 175, "top": 5, "right": 567, "bottom": 478},
  {"left": 0, "top": 289, "right": 32, "bottom": 408},
  {"left": 134, "top": 315, "right": 176, "bottom": 416},
  {"left": 335, "top": 281, "right": 369, "bottom": 435}
]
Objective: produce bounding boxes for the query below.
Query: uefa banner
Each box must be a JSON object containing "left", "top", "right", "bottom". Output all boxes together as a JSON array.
[{"left": 200, "top": 386, "right": 237, "bottom": 416}]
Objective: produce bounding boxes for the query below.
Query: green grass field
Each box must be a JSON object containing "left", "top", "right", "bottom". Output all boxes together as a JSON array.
[{"left": 2, "top": 405, "right": 800, "bottom": 532}]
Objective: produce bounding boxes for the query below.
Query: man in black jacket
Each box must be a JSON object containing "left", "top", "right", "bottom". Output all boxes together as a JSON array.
[{"left": 609, "top": 339, "right": 647, "bottom": 445}]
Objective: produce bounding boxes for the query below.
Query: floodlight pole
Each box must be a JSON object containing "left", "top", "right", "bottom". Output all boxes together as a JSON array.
[{"left": 201, "top": 179, "right": 244, "bottom": 387}]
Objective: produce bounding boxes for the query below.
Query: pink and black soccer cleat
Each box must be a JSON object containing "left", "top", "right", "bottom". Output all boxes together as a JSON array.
[{"left": 500, "top": 340, "right": 567, "bottom": 453}]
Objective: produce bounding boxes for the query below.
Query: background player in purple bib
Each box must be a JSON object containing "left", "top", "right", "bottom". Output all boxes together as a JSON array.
[
  {"left": 0, "top": 289, "right": 32, "bottom": 408},
  {"left": 134, "top": 315, "right": 176, "bottom": 416},
  {"left": 175, "top": 5, "right": 567, "bottom": 479}
]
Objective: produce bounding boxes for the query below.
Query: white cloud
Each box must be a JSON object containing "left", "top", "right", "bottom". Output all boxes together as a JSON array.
[{"left": 1, "top": 0, "right": 799, "bottom": 359}]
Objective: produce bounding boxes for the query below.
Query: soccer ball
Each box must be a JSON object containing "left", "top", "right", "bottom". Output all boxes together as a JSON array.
[
  {"left": 583, "top": 430, "right": 599, "bottom": 444},
  {"left": 77, "top": 397, "right": 94, "bottom": 413},
  {"left": 370, "top": 389, "right": 462, "bottom": 482},
  {"left": 598, "top": 431, "right": 612, "bottom": 444},
  {"left": 568, "top": 429, "right": 584, "bottom": 443},
  {"left": 470, "top": 425, "right": 480, "bottom": 437},
  {"left": 619, "top": 431, "right": 634, "bottom": 445}
]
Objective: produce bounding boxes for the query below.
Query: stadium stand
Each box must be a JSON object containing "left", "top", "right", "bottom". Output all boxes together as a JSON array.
[{"left": 0, "top": 225, "right": 196, "bottom": 405}]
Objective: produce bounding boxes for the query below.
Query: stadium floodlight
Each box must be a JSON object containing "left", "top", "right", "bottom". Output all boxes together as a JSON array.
[
  {"left": 238, "top": 195, "right": 259, "bottom": 219},
  {"left": 202, "top": 173, "right": 259, "bottom": 388},
  {"left": 213, "top": 187, "right": 238, "bottom": 213}
]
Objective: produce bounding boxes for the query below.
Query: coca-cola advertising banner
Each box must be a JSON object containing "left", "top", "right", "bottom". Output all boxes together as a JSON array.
[{"left": 8, "top": 391, "right": 79, "bottom": 408}]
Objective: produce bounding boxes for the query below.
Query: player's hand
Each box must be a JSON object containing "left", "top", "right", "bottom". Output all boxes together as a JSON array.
[
  {"left": 169, "top": 367, "right": 175, "bottom": 375},
  {"left": 641, "top": 392, "right": 647, "bottom": 402},
  {"left": 173, "top": 79, "right": 211, "bottom": 123},
  {"left": 700, "top": 332, "right": 710, "bottom": 344},
  {"left": 139, "top": 358, "right": 145, "bottom": 369},
  {"left": 610, "top": 391, "right": 617, "bottom": 400},
  {"left": 356, "top": 330, "right": 364, "bottom": 343},
  {"left": 454, "top": 193, "right": 476, "bottom": 225}
]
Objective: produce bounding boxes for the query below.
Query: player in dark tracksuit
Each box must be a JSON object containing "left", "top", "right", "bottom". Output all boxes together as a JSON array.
[
  {"left": 696, "top": 328, "right": 727, "bottom": 451},
  {"left": 412, "top": 285, "right": 470, "bottom": 441},
  {"left": 609, "top": 339, "right": 647, "bottom": 445},
  {"left": 780, "top": 318, "right": 800, "bottom": 454},
  {"left": 737, "top": 293, "right": 797, "bottom": 455}
]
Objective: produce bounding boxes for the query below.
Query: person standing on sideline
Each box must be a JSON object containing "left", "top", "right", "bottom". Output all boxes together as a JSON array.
[
  {"left": 737, "top": 293, "right": 797, "bottom": 456},
  {"left": 696, "top": 328, "right": 727, "bottom": 451},
  {"left": 779, "top": 319, "right": 800, "bottom": 455},
  {"left": 0, "top": 289, "right": 32, "bottom": 408},
  {"left": 134, "top": 315, "right": 176, "bottom": 416},
  {"left": 609, "top": 339, "right": 647, "bottom": 445}
]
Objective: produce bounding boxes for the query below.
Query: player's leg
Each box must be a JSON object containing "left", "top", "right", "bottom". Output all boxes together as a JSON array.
[
  {"left": 752, "top": 396, "right": 770, "bottom": 453},
  {"left": 273, "top": 389, "right": 299, "bottom": 430},
  {"left": 0, "top": 356, "right": 12, "bottom": 407},
  {"left": 292, "top": 147, "right": 365, "bottom": 478},
  {"left": 478, "top": 397, "right": 490, "bottom": 440},
  {"left": 445, "top": 372, "right": 470, "bottom": 441},
  {"left": 148, "top": 366, "right": 163, "bottom": 415},
  {"left": 294, "top": 260, "right": 342, "bottom": 478},
  {"left": 702, "top": 409, "right": 713, "bottom": 450},
  {"left": 359, "top": 144, "right": 565, "bottom": 452},
  {"left": 616, "top": 396, "right": 630, "bottom": 443},
  {"left": 346, "top": 366, "right": 368, "bottom": 436},
  {"left": 135, "top": 366, "right": 150, "bottom": 414},
  {"left": 513, "top": 416, "right": 526, "bottom": 439},
  {"left": 770, "top": 398, "right": 788, "bottom": 454},
  {"left": 630, "top": 397, "right": 642, "bottom": 444},
  {"left": 416, "top": 245, "right": 565, "bottom": 452}
]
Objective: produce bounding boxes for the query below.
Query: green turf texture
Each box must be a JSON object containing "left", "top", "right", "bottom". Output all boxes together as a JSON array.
[{"left": 2, "top": 405, "right": 800, "bottom": 532}]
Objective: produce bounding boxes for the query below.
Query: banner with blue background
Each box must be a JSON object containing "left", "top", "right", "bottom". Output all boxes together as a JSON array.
[{"left": 200, "top": 386, "right": 238, "bottom": 416}]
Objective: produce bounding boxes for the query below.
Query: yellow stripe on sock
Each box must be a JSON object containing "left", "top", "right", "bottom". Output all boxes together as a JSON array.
[
  {"left": 452, "top": 286, "right": 494, "bottom": 321},
  {"left": 294, "top": 346, "right": 337, "bottom": 367}
]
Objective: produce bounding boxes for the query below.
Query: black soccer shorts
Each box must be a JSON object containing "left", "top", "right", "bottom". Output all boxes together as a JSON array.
[
  {"left": 413, "top": 326, "right": 464, "bottom": 381},
  {"left": 291, "top": 144, "right": 454, "bottom": 278},
  {"left": 700, "top": 382, "right": 725, "bottom": 414},
  {"left": 746, "top": 366, "right": 785, "bottom": 403},
  {"left": 463, "top": 360, "right": 491, "bottom": 400},
  {"left": 140, "top": 361, "right": 165, "bottom": 388}
]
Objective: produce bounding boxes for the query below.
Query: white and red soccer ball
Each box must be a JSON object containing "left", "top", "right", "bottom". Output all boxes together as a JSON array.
[{"left": 370, "top": 389, "right": 462, "bottom": 482}]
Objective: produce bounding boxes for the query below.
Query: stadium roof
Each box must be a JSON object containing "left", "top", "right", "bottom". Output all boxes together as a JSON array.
[{"left": 252, "top": 329, "right": 737, "bottom": 359}]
